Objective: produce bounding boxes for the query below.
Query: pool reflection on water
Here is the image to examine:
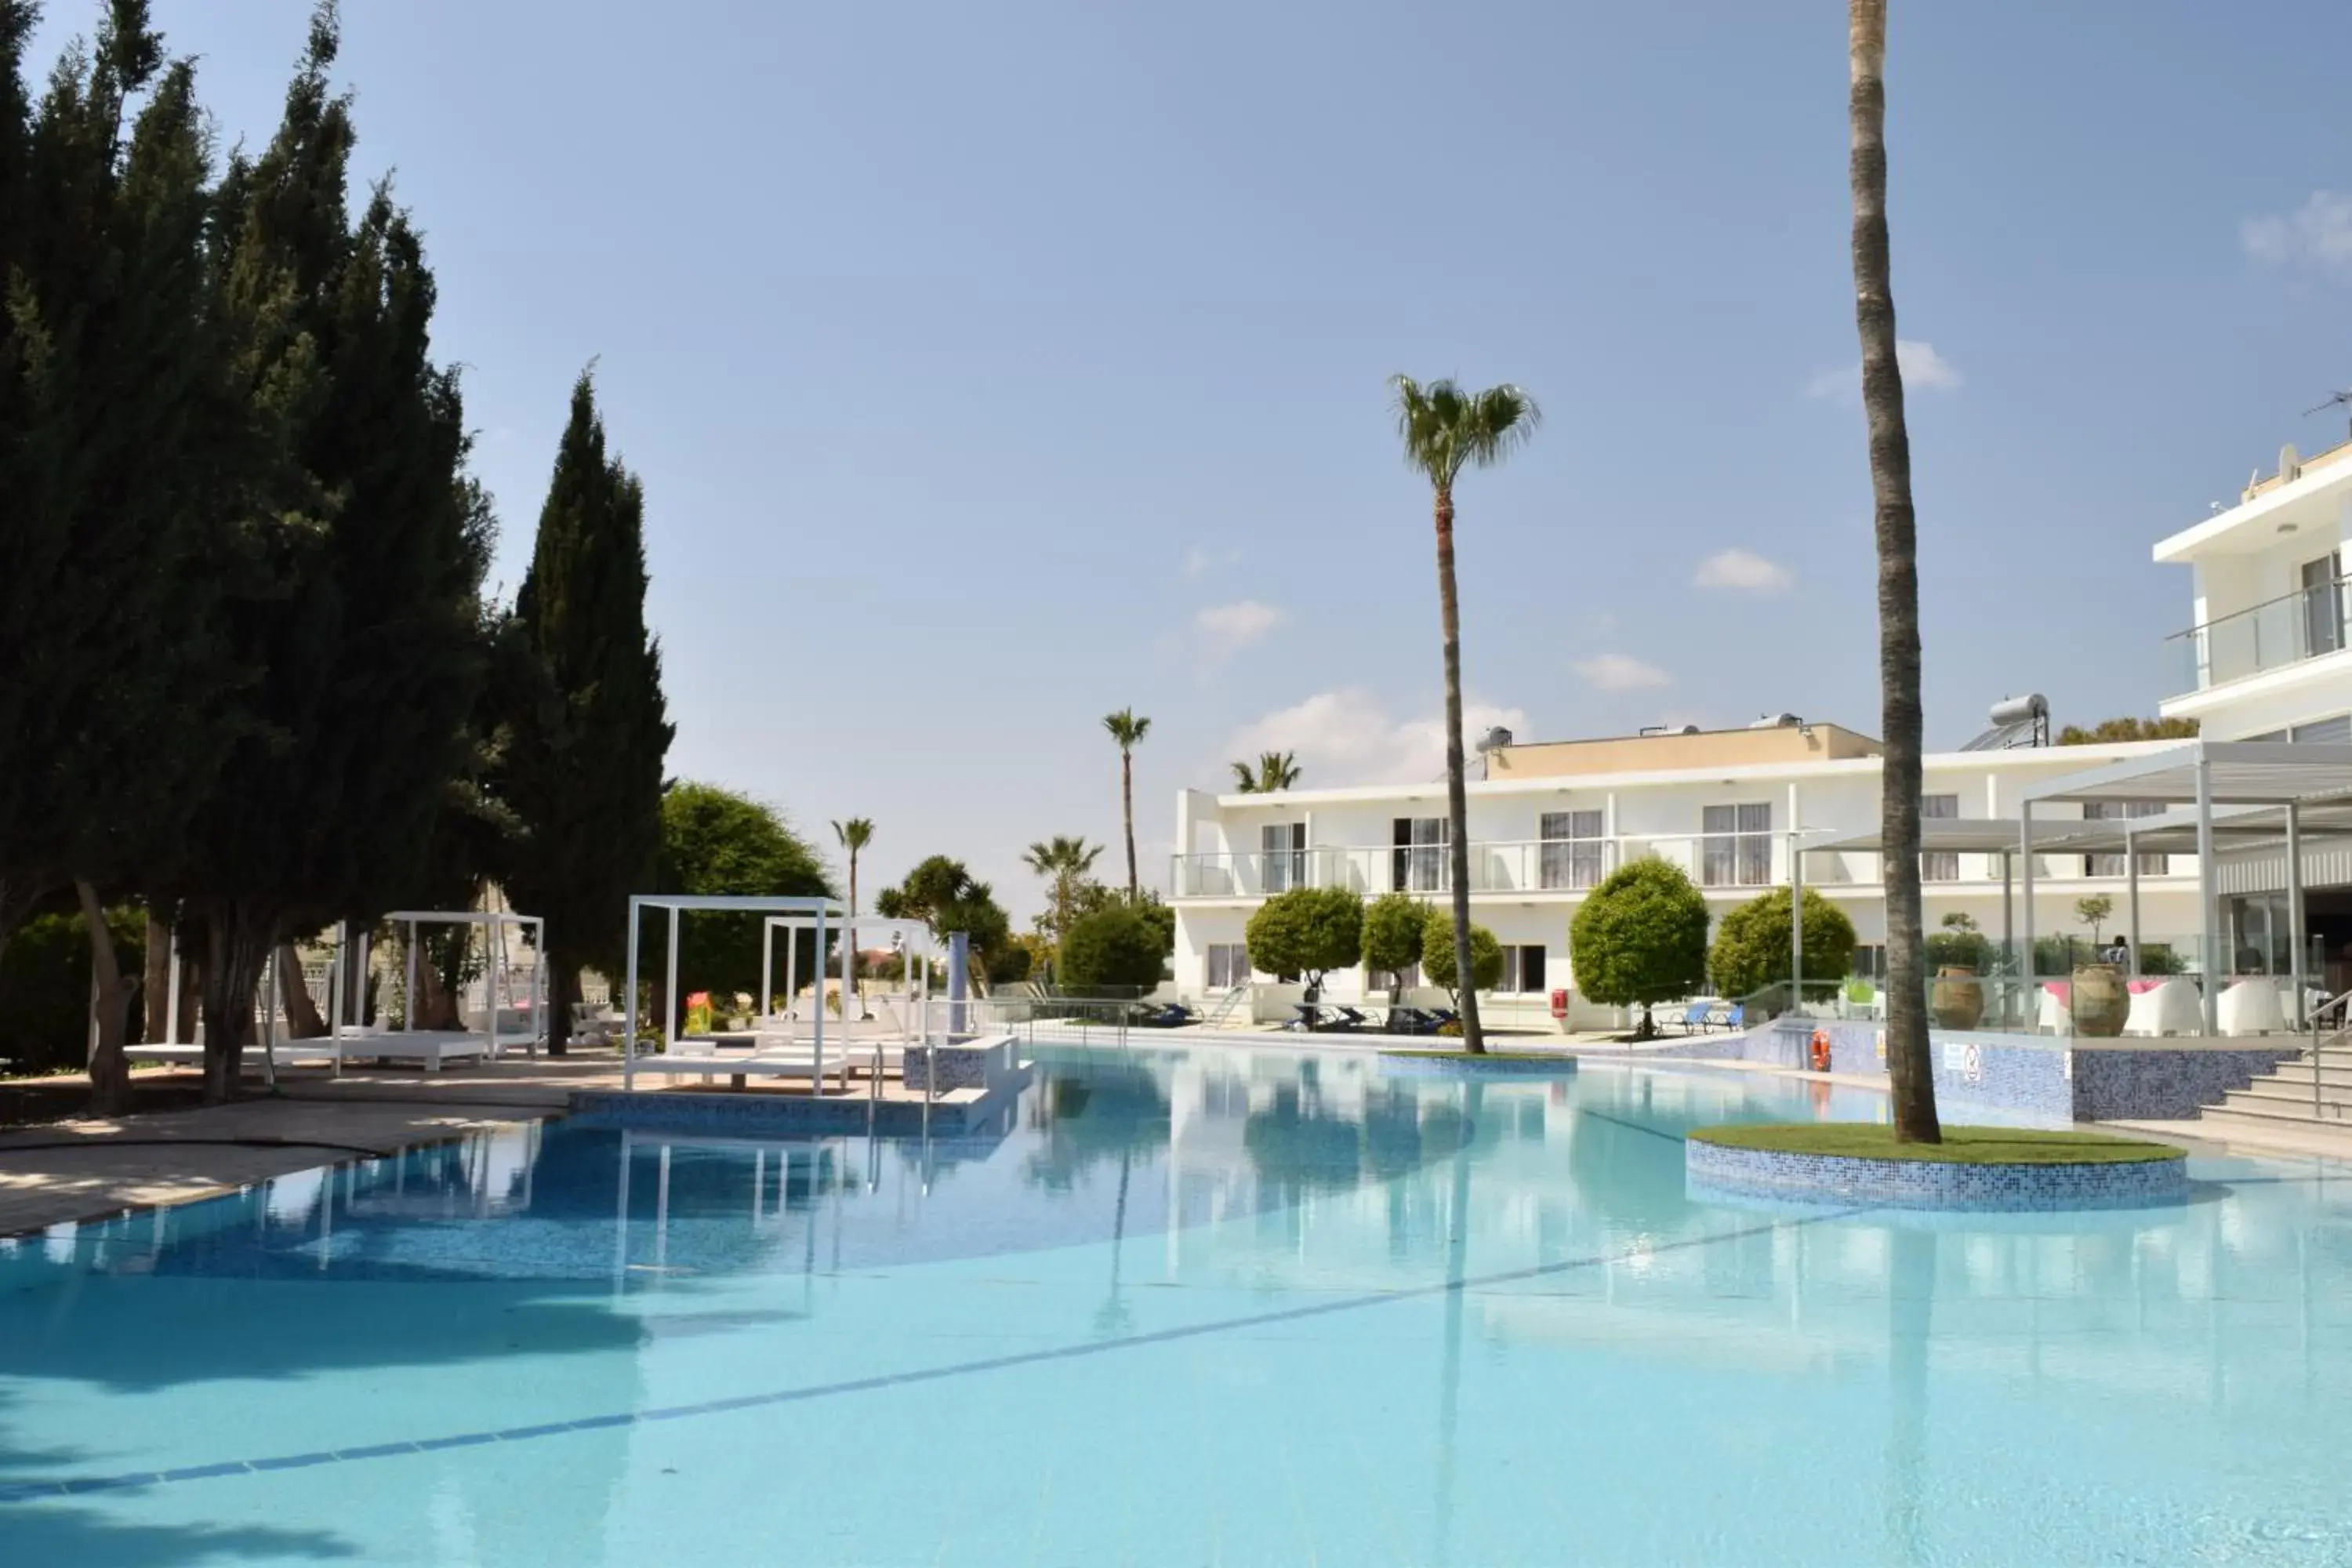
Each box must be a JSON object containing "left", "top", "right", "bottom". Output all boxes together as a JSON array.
[{"left": 1, "top": 1044, "right": 2347, "bottom": 1566}]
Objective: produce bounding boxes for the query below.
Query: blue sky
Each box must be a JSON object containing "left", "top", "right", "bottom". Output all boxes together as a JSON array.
[{"left": 29, "top": 0, "right": 2352, "bottom": 916}]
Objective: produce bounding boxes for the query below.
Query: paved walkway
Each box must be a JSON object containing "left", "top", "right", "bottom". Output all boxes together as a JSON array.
[{"left": 0, "top": 1056, "right": 623, "bottom": 1236}]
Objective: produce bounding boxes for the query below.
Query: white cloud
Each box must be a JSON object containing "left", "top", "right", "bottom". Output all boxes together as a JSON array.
[
  {"left": 2242, "top": 191, "right": 2352, "bottom": 272},
  {"left": 1183, "top": 544, "right": 1244, "bottom": 577},
  {"left": 1194, "top": 599, "right": 1283, "bottom": 661},
  {"left": 1806, "top": 339, "right": 1962, "bottom": 400},
  {"left": 1693, "top": 547, "right": 1794, "bottom": 593},
  {"left": 1225, "top": 688, "right": 1529, "bottom": 786},
  {"left": 1572, "top": 653, "right": 1671, "bottom": 692}
]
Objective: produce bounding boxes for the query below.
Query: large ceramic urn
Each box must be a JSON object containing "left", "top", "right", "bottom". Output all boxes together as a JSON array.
[
  {"left": 2071, "top": 964, "right": 2129, "bottom": 1038},
  {"left": 1929, "top": 966, "right": 1983, "bottom": 1031}
]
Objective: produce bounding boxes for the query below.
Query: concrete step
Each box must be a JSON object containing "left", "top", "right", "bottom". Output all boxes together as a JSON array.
[
  {"left": 2194, "top": 1101, "right": 2352, "bottom": 1135},
  {"left": 2262, "top": 1062, "right": 2352, "bottom": 1090},
  {"left": 2225, "top": 1080, "right": 2352, "bottom": 1113}
]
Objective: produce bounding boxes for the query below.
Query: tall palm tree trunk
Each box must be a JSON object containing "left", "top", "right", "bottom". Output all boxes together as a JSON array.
[
  {"left": 1850, "top": 0, "right": 1937, "bottom": 1142},
  {"left": 1433, "top": 485, "right": 1484, "bottom": 1054},
  {"left": 844, "top": 851, "right": 858, "bottom": 1016},
  {"left": 1121, "top": 751, "right": 1138, "bottom": 902}
]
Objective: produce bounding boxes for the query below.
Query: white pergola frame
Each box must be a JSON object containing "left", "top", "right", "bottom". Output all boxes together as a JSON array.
[
  {"left": 625, "top": 893, "right": 848, "bottom": 1092},
  {"left": 761, "top": 913, "right": 936, "bottom": 1034},
  {"left": 2020, "top": 741, "right": 2352, "bottom": 1036},
  {"left": 365, "top": 909, "right": 547, "bottom": 1060}
]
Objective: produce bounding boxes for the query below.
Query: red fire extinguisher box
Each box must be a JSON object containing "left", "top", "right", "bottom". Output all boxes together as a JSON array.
[{"left": 1548, "top": 988, "right": 1570, "bottom": 1020}]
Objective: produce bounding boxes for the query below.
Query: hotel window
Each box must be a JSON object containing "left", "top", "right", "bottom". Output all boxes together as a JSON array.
[
  {"left": 1392, "top": 816, "right": 1448, "bottom": 893},
  {"left": 1702, "top": 803, "right": 1772, "bottom": 887},
  {"left": 1539, "top": 809, "right": 1606, "bottom": 889},
  {"left": 1920, "top": 793, "right": 1959, "bottom": 882},
  {"left": 2082, "top": 799, "right": 2167, "bottom": 877},
  {"left": 1260, "top": 822, "right": 1306, "bottom": 893},
  {"left": 1368, "top": 959, "right": 1421, "bottom": 993},
  {"left": 1205, "top": 943, "right": 1250, "bottom": 989},
  {"left": 1498, "top": 944, "right": 1548, "bottom": 994}
]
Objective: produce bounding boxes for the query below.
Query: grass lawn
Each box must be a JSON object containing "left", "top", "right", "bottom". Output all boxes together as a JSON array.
[{"left": 1686, "top": 1123, "right": 2186, "bottom": 1165}]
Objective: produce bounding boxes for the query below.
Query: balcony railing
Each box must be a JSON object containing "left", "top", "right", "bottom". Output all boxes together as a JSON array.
[
  {"left": 1171, "top": 835, "right": 1779, "bottom": 899},
  {"left": 2168, "top": 575, "right": 2349, "bottom": 695},
  {"left": 1168, "top": 836, "right": 2192, "bottom": 899}
]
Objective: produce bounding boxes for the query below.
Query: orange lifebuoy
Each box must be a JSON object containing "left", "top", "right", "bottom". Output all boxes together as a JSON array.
[{"left": 1809, "top": 1029, "right": 1833, "bottom": 1073}]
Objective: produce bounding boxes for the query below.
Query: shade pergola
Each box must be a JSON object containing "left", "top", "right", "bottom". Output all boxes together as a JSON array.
[
  {"left": 2021, "top": 741, "right": 2352, "bottom": 1034},
  {"left": 624, "top": 894, "right": 848, "bottom": 1092},
  {"left": 760, "top": 913, "right": 936, "bottom": 1032}
]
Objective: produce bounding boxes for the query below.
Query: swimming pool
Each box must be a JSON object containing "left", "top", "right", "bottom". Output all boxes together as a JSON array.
[{"left": 2, "top": 1045, "right": 2347, "bottom": 1566}]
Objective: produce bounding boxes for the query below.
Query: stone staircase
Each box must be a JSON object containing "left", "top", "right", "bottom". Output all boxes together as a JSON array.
[{"left": 2195, "top": 1038, "right": 2352, "bottom": 1137}]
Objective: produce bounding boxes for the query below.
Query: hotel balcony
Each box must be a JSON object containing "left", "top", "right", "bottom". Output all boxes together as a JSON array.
[
  {"left": 1168, "top": 835, "right": 2185, "bottom": 902},
  {"left": 1171, "top": 836, "right": 1782, "bottom": 901},
  {"left": 2165, "top": 576, "right": 2350, "bottom": 702}
]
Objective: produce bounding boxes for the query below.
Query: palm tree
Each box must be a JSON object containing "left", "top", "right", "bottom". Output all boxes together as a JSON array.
[
  {"left": 1391, "top": 376, "right": 1540, "bottom": 1056},
  {"left": 1022, "top": 835, "right": 1103, "bottom": 967},
  {"left": 1849, "top": 0, "right": 1939, "bottom": 1142},
  {"left": 833, "top": 817, "right": 874, "bottom": 1015},
  {"left": 1229, "top": 751, "right": 1301, "bottom": 793},
  {"left": 1102, "top": 709, "right": 1151, "bottom": 902}
]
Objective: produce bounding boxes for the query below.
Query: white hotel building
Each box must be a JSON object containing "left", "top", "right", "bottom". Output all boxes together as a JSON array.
[{"left": 1167, "top": 434, "right": 2352, "bottom": 1029}]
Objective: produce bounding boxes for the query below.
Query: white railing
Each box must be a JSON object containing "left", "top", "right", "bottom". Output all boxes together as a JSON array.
[
  {"left": 1171, "top": 834, "right": 2194, "bottom": 899},
  {"left": 1173, "top": 833, "right": 1781, "bottom": 898}
]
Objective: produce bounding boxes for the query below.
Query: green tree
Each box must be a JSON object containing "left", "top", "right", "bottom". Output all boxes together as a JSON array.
[
  {"left": 648, "top": 784, "right": 832, "bottom": 1004},
  {"left": 0, "top": 2, "right": 234, "bottom": 1109},
  {"left": 875, "top": 855, "right": 1016, "bottom": 989},
  {"left": 1022, "top": 835, "right": 1102, "bottom": 959},
  {"left": 1059, "top": 904, "right": 1166, "bottom": 993},
  {"left": 1102, "top": 710, "right": 1150, "bottom": 901},
  {"left": 1229, "top": 751, "right": 1301, "bottom": 793},
  {"left": 500, "top": 371, "right": 674, "bottom": 1054},
  {"left": 1848, "top": 0, "right": 1938, "bottom": 1141},
  {"left": 2074, "top": 894, "right": 2114, "bottom": 946},
  {"left": 1923, "top": 910, "right": 1989, "bottom": 972},
  {"left": 1707, "top": 887, "right": 1858, "bottom": 1000},
  {"left": 832, "top": 818, "right": 873, "bottom": 914},
  {"left": 1419, "top": 907, "right": 1501, "bottom": 1004},
  {"left": 1243, "top": 887, "right": 1362, "bottom": 992},
  {"left": 1570, "top": 859, "right": 1709, "bottom": 1038},
  {"left": 172, "top": 9, "right": 492, "bottom": 1100},
  {"left": 2056, "top": 717, "right": 2198, "bottom": 746},
  {"left": 1391, "top": 374, "right": 1539, "bottom": 1054},
  {"left": 831, "top": 815, "right": 873, "bottom": 1003},
  {"left": 1361, "top": 891, "right": 1425, "bottom": 999}
]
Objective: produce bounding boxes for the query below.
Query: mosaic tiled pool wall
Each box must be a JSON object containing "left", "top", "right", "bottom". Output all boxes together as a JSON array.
[
  {"left": 1684, "top": 1137, "right": 2190, "bottom": 1211},
  {"left": 1730, "top": 1019, "right": 2292, "bottom": 1122}
]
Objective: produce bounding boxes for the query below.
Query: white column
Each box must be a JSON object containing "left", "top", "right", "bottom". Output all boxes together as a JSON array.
[
  {"left": 165, "top": 942, "right": 181, "bottom": 1047},
  {"left": 2020, "top": 802, "right": 2036, "bottom": 1029},
  {"left": 404, "top": 920, "right": 418, "bottom": 1034},
  {"left": 328, "top": 920, "right": 346, "bottom": 1079},
  {"left": 2125, "top": 826, "right": 2142, "bottom": 979},
  {"left": 664, "top": 906, "right": 681, "bottom": 1049},
  {"left": 1788, "top": 782, "right": 1802, "bottom": 1009},
  {"left": 2287, "top": 801, "right": 2308, "bottom": 1029},
  {"left": 812, "top": 906, "right": 827, "bottom": 1092},
  {"left": 624, "top": 899, "right": 641, "bottom": 1090},
  {"left": 760, "top": 921, "right": 773, "bottom": 1021},
  {"left": 2196, "top": 752, "right": 2219, "bottom": 1036}
]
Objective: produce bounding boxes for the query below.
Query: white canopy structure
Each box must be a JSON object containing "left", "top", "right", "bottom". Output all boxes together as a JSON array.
[
  {"left": 334, "top": 909, "right": 547, "bottom": 1070},
  {"left": 2022, "top": 741, "right": 2352, "bottom": 1036},
  {"left": 625, "top": 894, "right": 852, "bottom": 1092},
  {"left": 760, "top": 913, "right": 936, "bottom": 1034}
]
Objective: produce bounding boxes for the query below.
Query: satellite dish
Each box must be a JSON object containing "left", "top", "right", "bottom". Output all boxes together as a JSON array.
[{"left": 1475, "top": 726, "right": 1514, "bottom": 753}]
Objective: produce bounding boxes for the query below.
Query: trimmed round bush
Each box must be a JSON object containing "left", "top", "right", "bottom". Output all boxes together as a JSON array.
[
  {"left": 1060, "top": 905, "right": 1167, "bottom": 993},
  {"left": 1570, "top": 858, "right": 1708, "bottom": 1036},
  {"left": 1708, "top": 887, "right": 1857, "bottom": 999},
  {"left": 1244, "top": 887, "right": 1363, "bottom": 988},
  {"left": 1421, "top": 909, "right": 1502, "bottom": 996}
]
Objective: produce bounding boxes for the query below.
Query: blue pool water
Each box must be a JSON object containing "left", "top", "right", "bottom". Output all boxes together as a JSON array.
[{"left": 2, "top": 1045, "right": 2350, "bottom": 1566}]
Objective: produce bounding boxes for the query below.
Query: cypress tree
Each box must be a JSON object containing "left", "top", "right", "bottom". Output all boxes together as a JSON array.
[
  {"left": 500, "top": 372, "right": 673, "bottom": 1054},
  {"left": 172, "top": 5, "right": 489, "bottom": 1099},
  {"left": 0, "top": 2, "right": 236, "bottom": 1110}
]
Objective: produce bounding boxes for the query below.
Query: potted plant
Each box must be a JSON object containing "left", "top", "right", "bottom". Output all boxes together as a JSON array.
[
  {"left": 2071, "top": 895, "right": 2127, "bottom": 1037},
  {"left": 1924, "top": 912, "right": 1985, "bottom": 1030}
]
